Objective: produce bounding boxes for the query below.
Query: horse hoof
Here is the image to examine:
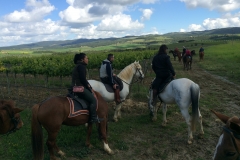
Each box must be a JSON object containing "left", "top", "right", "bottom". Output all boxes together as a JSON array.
[
  {"left": 108, "top": 150, "right": 114, "bottom": 155},
  {"left": 198, "top": 133, "right": 204, "bottom": 139},
  {"left": 152, "top": 117, "right": 157, "bottom": 122},
  {"left": 57, "top": 150, "right": 65, "bottom": 157},
  {"left": 161, "top": 123, "right": 166, "bottom": 126},
  {"left": 187, "top": 140, "right": 193, "bottom": 144},
  {"left": 113, "top": 118, "right": 118, "bottom": 122}
]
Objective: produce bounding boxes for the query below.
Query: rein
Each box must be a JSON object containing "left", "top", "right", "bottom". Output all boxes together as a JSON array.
[
  {"left": 223, "top": 126, "right": 240, "bottom": 155},
  {"left": 0, "top": 110, "right": 20, "bottom": 137}
]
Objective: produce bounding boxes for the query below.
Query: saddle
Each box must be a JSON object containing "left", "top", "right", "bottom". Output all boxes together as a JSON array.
[
  {"left": 66, "top": 91, "right": 98, "bottom": 118},
  {"left": 102, "top": 78, "right": 124, "bottom": 93}
]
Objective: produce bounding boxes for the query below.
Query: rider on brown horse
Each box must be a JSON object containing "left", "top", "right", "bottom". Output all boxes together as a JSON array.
[
  {"left": 183, "top": 49, "right": 192, "bottom": 62},
  {"left": 71, "top": 53, "right": 99, "bottom": 123}
]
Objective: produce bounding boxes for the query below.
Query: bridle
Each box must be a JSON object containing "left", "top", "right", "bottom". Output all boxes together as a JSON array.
[
  {"left": 117, "top": 64, "right": 144, "bottom": 86},
  {"left": 222, "top": 126, "right": 240, "bottom": 159},
  {"left": 0, "top": 108, "right": 21, "bottom": 137}
]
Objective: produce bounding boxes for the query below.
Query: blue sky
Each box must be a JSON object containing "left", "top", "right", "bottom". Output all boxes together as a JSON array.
[{"left": 0, "top": 0, "right": 240, "bottom": 47}]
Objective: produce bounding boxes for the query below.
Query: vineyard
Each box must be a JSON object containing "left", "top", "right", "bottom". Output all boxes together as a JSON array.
[{"left": 0, "top": 50, "right": 156, "bottom": 76}]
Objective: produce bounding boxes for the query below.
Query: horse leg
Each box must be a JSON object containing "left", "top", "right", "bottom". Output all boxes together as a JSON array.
[
  {"left": 98, "top": 120, "right": 114, "bottom": 154},
  {"left": 85, "top": 123, "right": 93, "bottom": 148},
  {"left": 46, "top": 129, "right": 64, "bottom": 160},
  {"left": 162, "top": 103, "right": 168, "bottom": 126},
  {"left": 180, "top": 108, "right": 193, "bottom": 144},
  {"left": 113, "top": 103, "right": 122, "bottom": 122},
  {"left": 152, "top": 102, "right": 160, "bottom": 121},
  {"left": 198, "top": 109, "right": 204, "bottom": 138}
]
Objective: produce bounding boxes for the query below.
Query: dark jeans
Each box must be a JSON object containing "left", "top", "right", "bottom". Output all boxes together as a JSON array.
[
  {"left": 152, "top": 75, "right": 173, "bottom": 92},
  {"left": 75, "top": 87, "right": 96, "bottom": 107},
  {"left": 100, "top": 76, "right": 121, "bottom": 89}
]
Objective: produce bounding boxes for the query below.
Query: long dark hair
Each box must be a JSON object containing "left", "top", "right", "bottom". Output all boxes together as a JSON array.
[
  {"left": 158, "top": 44, "right": 168, "bottom": 54},
  {"left": 73, "top": 53, "right": 86, "bottom": 64}
]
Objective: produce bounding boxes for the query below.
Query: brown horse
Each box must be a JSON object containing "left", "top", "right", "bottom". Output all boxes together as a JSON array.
[
  {"left": 211, "top": 110, "right": 240, "bottom": 160},
  {"left": 169, "top": 50, "right": 182, "bottom": 62},
  {"left": 31, "top": 91, "right": 113, "bottom": 160},
  {"left": 199, "top": 51, "right": 204, "bottom": 61},
  {"left": 183, "top": 56, "right": 192, "bottom": 70},
  {"left": 0, "top": 100, "right": 24, "bottom": 135}
]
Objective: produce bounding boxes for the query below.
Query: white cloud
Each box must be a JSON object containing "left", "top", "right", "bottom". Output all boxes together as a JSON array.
[
  {"left": 97, "top": 14, "right": 144, "bottom": 31},
  {"left": 141, "top": 0, "right": 158, "bottom": 4},
  {"left": 180, "top": 29, "right": 186, "bottom": 32},
  {"left": 180, "top": 0, "right": 240, "bottom": 12},
  {"left": 140, "top": 9, "right": 153, "bottom": 21},
  {"left": 4, "top": 0, "right": 55, "bottom": 22},
  {"left": 183, "top": 12, "right": 240, "bottom": 32},
  {"left": 0, "top": 19, "right": 68, "bottom": 46},
  {"left": 188, "top": 24, "right": 204, "bottom": 31}
]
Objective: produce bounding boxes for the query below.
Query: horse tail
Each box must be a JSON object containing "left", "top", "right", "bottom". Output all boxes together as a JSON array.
[
  {"left": 190, "top": 83, "right": 200, "bottom": 132},
  {"left": 31, "top": 104, "right": 44, "bottom": 160}
]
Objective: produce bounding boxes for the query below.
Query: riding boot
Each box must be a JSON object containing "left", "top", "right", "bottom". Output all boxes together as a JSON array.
[
  {"left": 114, "top": 89, "right": 121, "bottom": 105},
  {"left": 88, "top": 104, "right": 99, "bottom": 123},
  {"left": 151, "top": 89, "right": 158, "bottom": 106}
]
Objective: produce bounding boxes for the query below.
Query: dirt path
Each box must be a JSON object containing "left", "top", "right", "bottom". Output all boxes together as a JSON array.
[{"left": 102, "top": 61, "right": 240, "bottom": 160}]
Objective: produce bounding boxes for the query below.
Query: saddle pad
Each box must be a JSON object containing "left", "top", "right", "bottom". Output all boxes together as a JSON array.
[{"left": 67, "top": 97, "right": 89, "bottom": 118}]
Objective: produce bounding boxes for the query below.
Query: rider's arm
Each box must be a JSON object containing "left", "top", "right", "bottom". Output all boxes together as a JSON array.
[
  {"left": 166, "top": 56, "right": 176, "bottom": 76},
  {"left": 106, "top": 62, "right": 115, "bottom": 85},
  {"left": 77, "top": 65, "right": 92, "bottom": 90}
]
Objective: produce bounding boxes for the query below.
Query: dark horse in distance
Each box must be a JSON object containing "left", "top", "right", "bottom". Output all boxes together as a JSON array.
[
  {"left": 0, "top": 100, "right": 24, "bottom": 135},
  {"left": 31, "top": 91, "right": 113, "bottom": 160},
  {"left": 183, "top": 56, "right": 192, "bottom": 70},
  {"left": 169, "top": 50, "right": 182, "bottom": 62}
]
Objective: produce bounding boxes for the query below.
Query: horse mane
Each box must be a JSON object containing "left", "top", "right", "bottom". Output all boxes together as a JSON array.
[
  {"left": 0, "top": 100, "right": 15, "bottom": 120},
  {"left": 0, "top": 100, "right": 15, "bottom": 110},
  {"left": 117, "top": 62, "right": 136, "bottom": 81}
]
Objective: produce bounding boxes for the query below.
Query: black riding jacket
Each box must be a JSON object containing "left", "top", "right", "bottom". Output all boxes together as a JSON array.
[
  {"left": 71, "top": 62, "right": 91, "bottom": 91},
  {"left": 152, "top": 53, "right": 176, "bottom": 78}
]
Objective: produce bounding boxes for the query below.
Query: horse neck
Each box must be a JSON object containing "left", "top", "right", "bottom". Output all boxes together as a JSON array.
[{"left": 117, "top": 63, "right": 136, "bottom": 84}]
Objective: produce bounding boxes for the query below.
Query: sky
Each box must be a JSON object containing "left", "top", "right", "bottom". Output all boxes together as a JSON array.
[{"left": 0, "top": 0, "right": 240, "bottom": 47}]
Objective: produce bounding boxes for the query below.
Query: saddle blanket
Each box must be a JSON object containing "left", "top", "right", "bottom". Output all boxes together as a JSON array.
[{"left": 67, "top": 97, "right": 89, "bottom": 118}]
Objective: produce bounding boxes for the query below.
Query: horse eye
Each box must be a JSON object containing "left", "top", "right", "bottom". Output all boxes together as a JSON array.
[{"left": 226, "top": 152, "right": 236, "bottom": 157}]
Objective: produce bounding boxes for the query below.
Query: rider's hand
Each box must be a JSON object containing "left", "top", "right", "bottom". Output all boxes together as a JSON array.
[
  {"left": 113, "top": 84, "right": 117, "bottom": 89},
  {"left": 113, "top": 74, "right": 116, "bottom": 76}
]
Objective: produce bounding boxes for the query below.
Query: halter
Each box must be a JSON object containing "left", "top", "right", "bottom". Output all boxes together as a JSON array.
[
  {"left": 0, "top": 109, "right": 21, "bottom": 137},
  {"left": 117, "top": 64, "right": 144, "bottom": 86},
  {"left": 222, "top": 126, "right": 240, "bottom": 158}
]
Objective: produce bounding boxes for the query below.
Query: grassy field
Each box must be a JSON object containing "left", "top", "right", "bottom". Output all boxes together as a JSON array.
[{"left": 0, "top": 39, "right": 240, "bottom": 160}]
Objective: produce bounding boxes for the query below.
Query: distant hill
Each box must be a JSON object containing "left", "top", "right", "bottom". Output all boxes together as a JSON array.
[{"left": 1, "top": 27, "right": 240, "bottom": 50}]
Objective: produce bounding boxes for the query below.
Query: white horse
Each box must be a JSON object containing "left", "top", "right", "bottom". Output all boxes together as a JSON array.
[
  {"left": 148, "top": 78, "right": 204, "bottom": 144},
  {"left": 88, "top": 61, "right": 144, "bottom": 122}
]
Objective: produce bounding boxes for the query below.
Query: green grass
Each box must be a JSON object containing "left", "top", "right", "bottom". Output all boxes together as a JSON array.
[
  {"left": 1, "top": 36, "right": 240, "bottom": 160},
  {"left": 197, "top": 41, "right": 240, "bottom": 85}
]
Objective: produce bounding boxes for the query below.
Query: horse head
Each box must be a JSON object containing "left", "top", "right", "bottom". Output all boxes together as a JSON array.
[
  {"left": 211, "top": 110, "right": 240, "bottom": 160},
  {"left": 0, "top": 100, "right": 24, "bottom": 135},
  {"left": 133, "top": 61, "right": 144, "bottom": 80}
]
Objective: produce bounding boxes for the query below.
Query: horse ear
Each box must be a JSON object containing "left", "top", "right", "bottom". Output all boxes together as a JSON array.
[
  {"left": 211, "top": 110, "right": 230, "bottom": 124},
  {"left": 13, "top": 108, "right": 24, "bottom": 114},
  {"left": 137, "top": 61, "right": 139, "bottom": 63}
]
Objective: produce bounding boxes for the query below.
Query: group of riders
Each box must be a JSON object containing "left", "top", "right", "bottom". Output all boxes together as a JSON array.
[
  {"left": 71, "top": 53, "right": 121, "bottom": 123},
  {"left": 71, "top": 45, "right": 204, "bottom": 123},
  {"left": 174, "top": 46, "right": 204, "bottom": 62}
]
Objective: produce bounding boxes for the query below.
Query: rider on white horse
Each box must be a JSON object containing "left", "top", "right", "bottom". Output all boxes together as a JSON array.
[
  {"left": 99, "top": 54, "right": 121, "bottom": 104},
  {"left": 151, "top": 44, "right": 176, "bottom": 106}
]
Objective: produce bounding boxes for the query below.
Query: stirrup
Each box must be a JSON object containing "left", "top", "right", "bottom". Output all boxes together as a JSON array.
[{"left": 89, "top": 116, "right": 104, "bottom": 123}]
